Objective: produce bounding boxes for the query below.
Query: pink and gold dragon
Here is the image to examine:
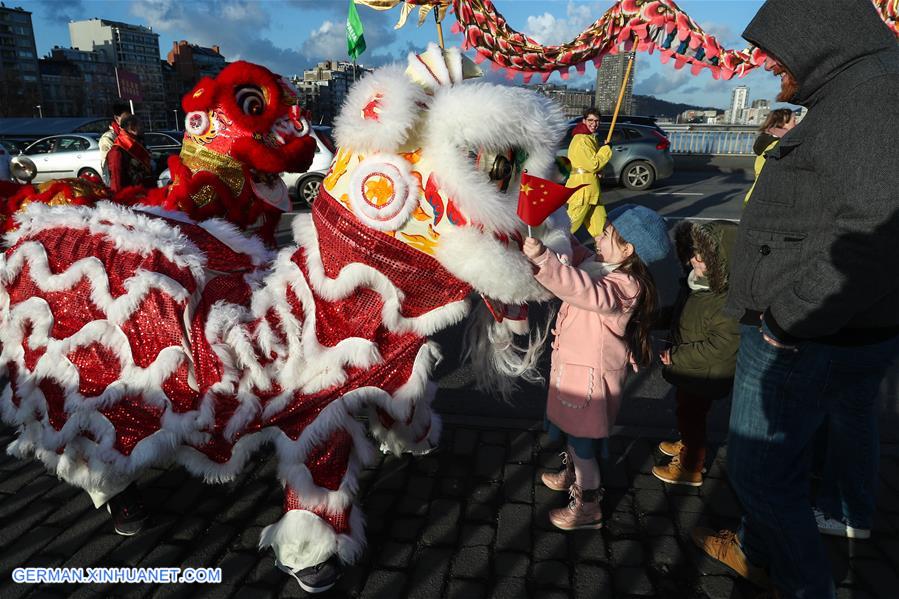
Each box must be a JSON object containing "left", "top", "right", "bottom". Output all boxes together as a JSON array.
[{"left": 361, "top": 0, "right": 899, "bottom": 81}]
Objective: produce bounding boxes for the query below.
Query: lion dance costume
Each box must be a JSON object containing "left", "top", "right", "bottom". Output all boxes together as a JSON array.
[{"left": 0, "top": 46, "right": 570, "bottom": 590}]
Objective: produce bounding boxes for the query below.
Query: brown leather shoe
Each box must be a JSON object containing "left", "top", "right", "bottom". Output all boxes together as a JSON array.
[
  {"left": 658, "top": 439, "right": 683, "bottom": 457},
  {"left": 691, "top": 528, "right": 770, "bottom": 588},
  {"left": 541, "top": 451, "right": 575, "bottom": 491},
  {"left": 652, "top": 455, "right": 703, "bottom": 486},
  {"left": 549, "top": 484, "right": 603, "bottom": 530}
]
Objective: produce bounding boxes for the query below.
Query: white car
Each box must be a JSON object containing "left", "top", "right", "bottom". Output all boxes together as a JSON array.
[
  {"left": 14, "top": 134, "right": 103, "bottom": 183},
  {"left": 158, "top": 127, "right": 335, "bottom": 211},
  {"left": 0, "top": 143, "right": 11, "bottom": 181},
  {"left": 279, "top": 126, "right": 336, "bottom": 209}
]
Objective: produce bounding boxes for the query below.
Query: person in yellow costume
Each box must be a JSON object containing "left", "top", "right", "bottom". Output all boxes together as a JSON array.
[{"left": 566, "top": 108, "right": 613, "bottom": 236}]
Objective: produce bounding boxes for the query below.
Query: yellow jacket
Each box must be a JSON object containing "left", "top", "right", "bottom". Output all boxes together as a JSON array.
[
  {"left": 744, "top": 139, "right": 779, "bottom": 206},
  {"left": 566, "top": 133, "right": 613, "bottom": 236}
]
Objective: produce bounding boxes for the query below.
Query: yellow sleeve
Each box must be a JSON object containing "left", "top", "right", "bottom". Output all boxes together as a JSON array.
[{"left": 569, "top": 134, "right": 611, "bottom": 174}]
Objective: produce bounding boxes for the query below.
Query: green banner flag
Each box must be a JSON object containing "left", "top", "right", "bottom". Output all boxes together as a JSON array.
[{"left": 347, "top": 0, "right": 367, "bottom": 60}]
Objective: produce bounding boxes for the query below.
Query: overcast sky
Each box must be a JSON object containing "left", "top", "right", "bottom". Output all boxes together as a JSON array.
[{"left": 19, "top": 0, "right": 787, "bottom": 109}]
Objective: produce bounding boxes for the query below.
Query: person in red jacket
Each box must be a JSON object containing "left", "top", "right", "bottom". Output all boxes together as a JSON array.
[{"left": 106, "top": 115, "right": 154, "bottom": 192}]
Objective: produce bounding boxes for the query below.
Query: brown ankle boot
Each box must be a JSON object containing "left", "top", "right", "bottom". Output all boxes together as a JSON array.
[
  {"left": 652, "top": 455, "right": 703, "bottom": 487},
  {"left": 541, "top": 451, "right": 575, "bottom": 491},
  {"left": 549, "top": 484, "right": 603, "bottom": 530}
]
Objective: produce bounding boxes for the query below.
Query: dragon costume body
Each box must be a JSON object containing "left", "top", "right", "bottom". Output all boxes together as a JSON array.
[
  {"left": 0, "top": 46, "right": 569, "bottom": 585},
  {"left": 361, "top": 0, "right": 899, "bottom": 80}
]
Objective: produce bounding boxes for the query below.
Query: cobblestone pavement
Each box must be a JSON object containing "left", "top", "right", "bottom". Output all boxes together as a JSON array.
[{"left": 1, "top": 418, "right": 897, "bottom": 599}]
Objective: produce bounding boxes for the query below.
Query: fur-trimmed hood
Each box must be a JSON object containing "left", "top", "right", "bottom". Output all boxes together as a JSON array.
[{"left": 692, "top": 220, "right": 738, "bottom": 294}]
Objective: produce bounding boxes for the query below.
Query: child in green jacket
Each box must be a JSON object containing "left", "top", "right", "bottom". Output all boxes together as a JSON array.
[{"left": 655, "top": 220, "right": 740, "bottom": 486}]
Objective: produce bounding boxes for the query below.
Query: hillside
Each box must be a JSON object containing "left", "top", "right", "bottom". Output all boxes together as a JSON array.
[{"left": 633, "top": 95, "right": 722, "bottom": 118}]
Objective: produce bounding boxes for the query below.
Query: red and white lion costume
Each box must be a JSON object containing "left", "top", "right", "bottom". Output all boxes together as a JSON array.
[{"left": 0, "top": 45, "right": 570, "bottom": 579}]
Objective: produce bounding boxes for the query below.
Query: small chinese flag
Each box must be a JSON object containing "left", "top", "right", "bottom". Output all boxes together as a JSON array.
[{"left": 516, "top": 171, "right": 586, "bottom": 227}]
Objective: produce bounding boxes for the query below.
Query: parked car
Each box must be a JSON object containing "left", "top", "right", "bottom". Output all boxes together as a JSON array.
[
  {"left": 12, "top": 133, "right": 103, "bottom": 183},
  {"left": 144, "top": 130, "right": 183, "bottom": 176},
  {"left": 558, "top": 122, "right": 674, "bottom": 191},
  {"left": 0, "top": 138, "right": 30, "bottom": 156},
  {"left": 279, "top": 126, "right": 336, "bottom": 209},
  {"left": 0, "top": 142, "right": 11, "bottom": 181}
]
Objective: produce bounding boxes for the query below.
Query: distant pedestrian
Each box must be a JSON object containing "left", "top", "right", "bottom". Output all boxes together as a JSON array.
[
  {"left": 692, "top": 0, "right": 899, "bottom": 596},
  {"left": 744, "top": 109, "right": 797, "bottom": 205},
  {"left": 106, "top": 115, "right": 153, "bottom": 193},
  {"left": 654, "top": 220, "right": 740, "bottom": 487},
  {"left": 753, "top": 108, "right": 796, "bottom": 156},
  {"left": 565, "top": 107, "right": 613, "bottom": 237},
  {"left": 523, "top": 204, "right": 670, "bottom": 531},
  {"left": 99, "top": 102, "right": 132, "bottom": 184}
]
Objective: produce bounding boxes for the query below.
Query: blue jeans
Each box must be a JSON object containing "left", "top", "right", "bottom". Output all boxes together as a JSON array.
[{"left": 727, "top": 324, "right": 899, "bottom": 598}]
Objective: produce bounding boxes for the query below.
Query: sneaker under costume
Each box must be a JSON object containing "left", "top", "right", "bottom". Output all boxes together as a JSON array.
[{"left": 0, "top": 47, "right": 572, "bottom": 581}]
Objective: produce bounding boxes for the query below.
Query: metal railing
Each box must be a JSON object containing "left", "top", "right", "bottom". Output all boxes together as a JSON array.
[{"left": 662, "top": 124, "right": 759, "bottom": 156}]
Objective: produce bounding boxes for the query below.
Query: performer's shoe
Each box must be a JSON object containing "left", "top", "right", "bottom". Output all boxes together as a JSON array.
[
  {"left": 281, "top": 555, "right": 342, "bottom": 594},
  {"left": 106, "top": 483, "right": 148, "bottom": 536}
]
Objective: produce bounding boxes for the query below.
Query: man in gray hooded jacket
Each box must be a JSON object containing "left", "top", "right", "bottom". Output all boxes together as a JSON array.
[{"left": 691, "top": 0, "right": 899, "bottom": 597}]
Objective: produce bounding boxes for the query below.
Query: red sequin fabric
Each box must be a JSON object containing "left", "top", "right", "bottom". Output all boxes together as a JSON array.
[{"left": 3, "top": 188, "right": 476, "bottom": 544}]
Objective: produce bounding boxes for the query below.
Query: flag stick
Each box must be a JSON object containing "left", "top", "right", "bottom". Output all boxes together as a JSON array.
[
  {"left": 605, "top": 53, "right": 635, "bottom": 145},
  {"left": 434, "top": 7, "right": 445, "bottom": 49},
  {"left": 527, "top": 225, "right": 532, "bottom": 237}
]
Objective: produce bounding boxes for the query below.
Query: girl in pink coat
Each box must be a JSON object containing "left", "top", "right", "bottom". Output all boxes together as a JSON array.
[{"left": 523, "top": 204, "right": 670, "bottom": 530}]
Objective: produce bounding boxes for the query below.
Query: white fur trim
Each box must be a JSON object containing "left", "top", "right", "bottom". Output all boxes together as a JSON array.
[
  {"left": 135, "top": 206, "right": 274, "bottom": 267},
  {"left": 333, "top": 65, "right": 428, "bottom": 154},
  {"left": 435, "top": 226, "right": 553, "bottom": 303},
  {"left": 291, "top": 214, "right": 469, "bottom": 336},
  {"left": 421, "top": 84, "right": 566, "bottom": 232},
  {"left": 260, "top": 504, "right": 366, "bottom": 571},
  {"left": 6, "top": 202, "right": 207, "bottom": 273}
]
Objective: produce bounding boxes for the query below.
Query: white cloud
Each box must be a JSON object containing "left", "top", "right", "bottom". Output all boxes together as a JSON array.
[
  {"left": 301, "top": 21, "right": 347, "bottom": 62},
  {"left": 524, "top": 1, "right": 601, "bottom": 46},
  {"left": 131, "top": 0, "right": 301, "bottom": 73},
  {"left": 699, "top": 21, "right": 744, "bottom": 49},
  {"left": 635, "top": 68, "right": 693, "bottom": 96}
]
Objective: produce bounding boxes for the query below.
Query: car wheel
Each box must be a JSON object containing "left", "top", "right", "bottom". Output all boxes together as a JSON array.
[
  {"left": 621, "top": 161, "right": 655, "bottom": 191},
  {"left": 78, "top": 167, "right": 101, "bottom": 182},
  {"left": 295, "top": 174, "right": 324, "bottom": 209}
]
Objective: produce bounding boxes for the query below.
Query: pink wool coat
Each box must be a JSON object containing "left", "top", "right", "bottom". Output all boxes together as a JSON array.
[{"left": 533, "top": 246, "right": 640, "bottom": 439}]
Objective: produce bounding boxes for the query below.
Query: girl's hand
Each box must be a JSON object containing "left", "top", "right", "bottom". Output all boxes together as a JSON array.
[
  {"left": 660, "top": 349, "right": 671, "bottom": 365},
  {"left": 522, "top": 237, "right": 546, "bottom": 261}
]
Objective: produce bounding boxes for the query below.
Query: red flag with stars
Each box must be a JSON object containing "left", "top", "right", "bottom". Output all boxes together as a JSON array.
[{"left": 516, "top": 171, "right": 586, "bottom": 226}]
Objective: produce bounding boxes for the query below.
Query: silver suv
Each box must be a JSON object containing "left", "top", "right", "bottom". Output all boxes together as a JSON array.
[{"left": 559, "top": 122, "right": 674, "bottom": 191}]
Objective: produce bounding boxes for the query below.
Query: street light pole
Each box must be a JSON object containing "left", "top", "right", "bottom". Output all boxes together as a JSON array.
[
  {"left": 36, "top": 105, "right": 43, "bottom": 118},
  {"left": 173, "top": 109, "right": 180, "bottom": 131}
]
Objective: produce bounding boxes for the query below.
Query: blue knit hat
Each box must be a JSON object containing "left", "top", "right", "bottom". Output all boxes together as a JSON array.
[{"left": 607, "top": 204, "right": 671, "bottom": 265}]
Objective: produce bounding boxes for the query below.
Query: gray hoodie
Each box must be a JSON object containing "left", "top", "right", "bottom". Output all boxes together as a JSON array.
[{"left": 726, "top": 0, "right": 899, "bottom": 342}]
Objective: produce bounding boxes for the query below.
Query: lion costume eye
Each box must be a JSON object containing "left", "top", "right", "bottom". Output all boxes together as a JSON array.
[{"left": 235, "top": 86, "right": 266, "bottom": 116}]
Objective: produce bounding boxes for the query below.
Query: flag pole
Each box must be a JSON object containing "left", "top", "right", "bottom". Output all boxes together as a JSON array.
[
  {"left": 434, "top": 7, "right": 445, "bottom": 49},
  {"left": 605, "top": 52, "right": 635, "bottom": 145}
]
